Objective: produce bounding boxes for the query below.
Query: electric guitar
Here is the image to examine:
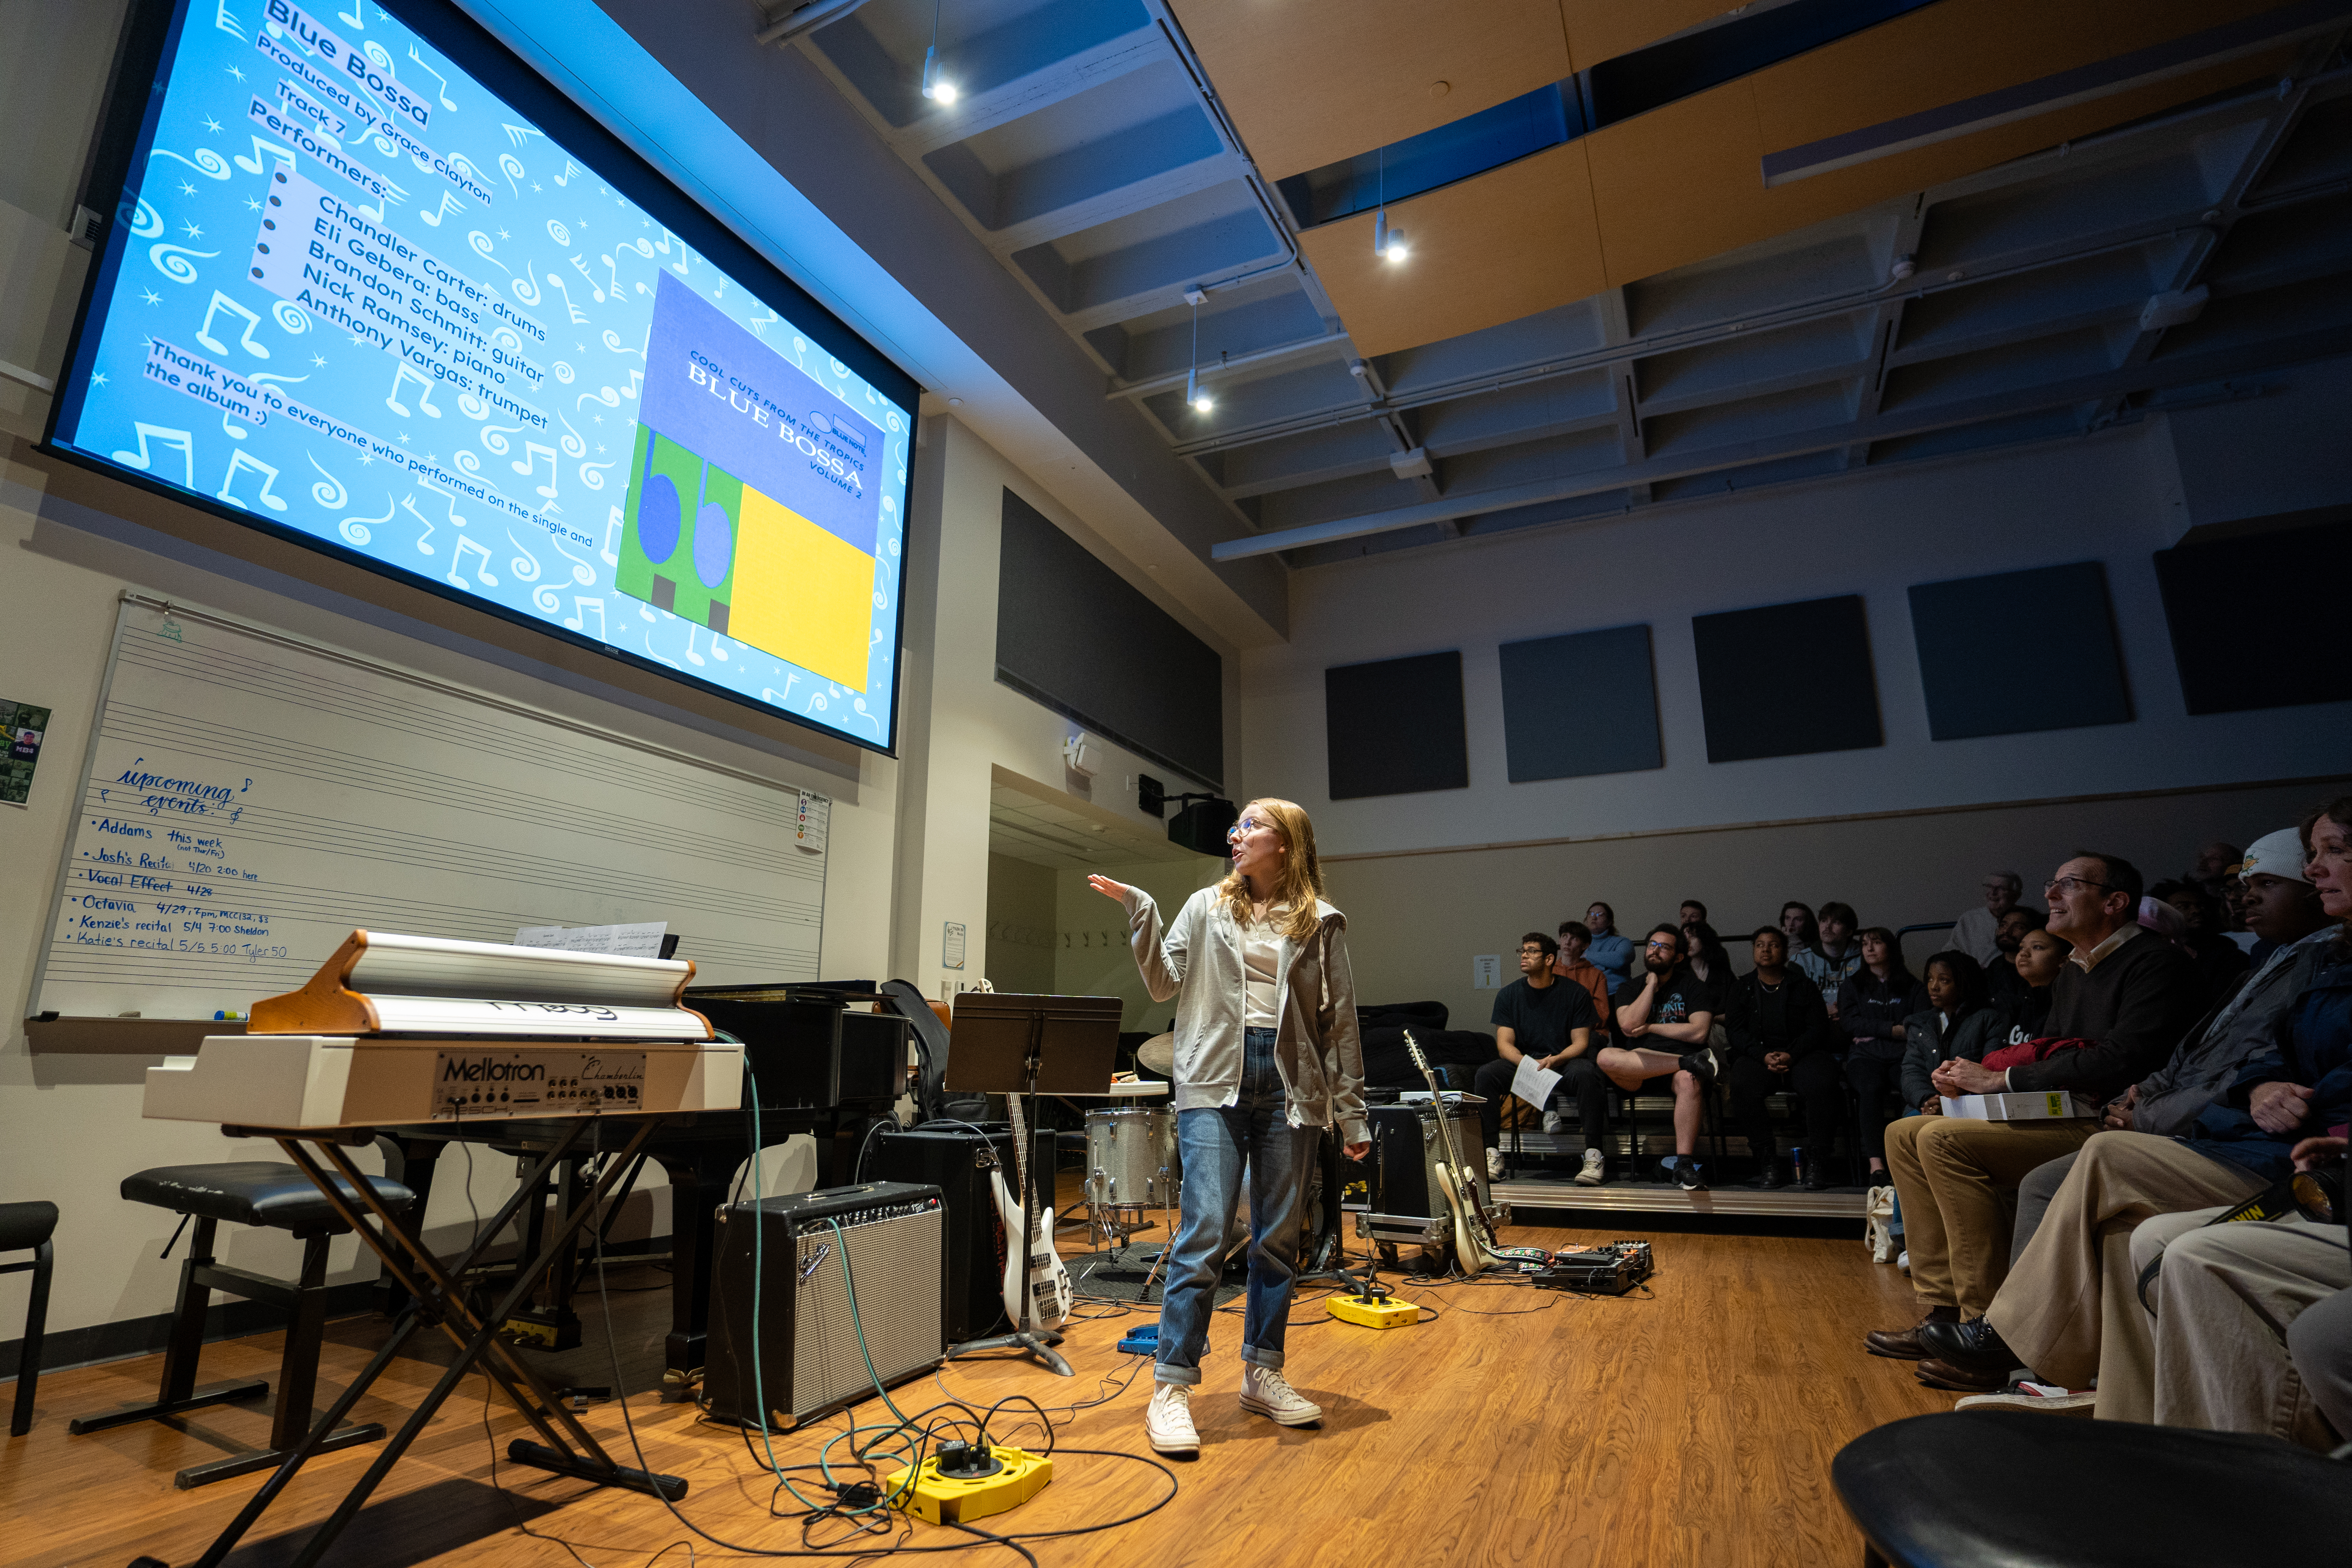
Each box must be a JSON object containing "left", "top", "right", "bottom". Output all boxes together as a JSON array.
[
  {"left": 1401, "top": 1033, "right": 1546, "bottom": 1272},
  {"left": 991, "top": 1092, "right": 1073, "bottom": 1330}
]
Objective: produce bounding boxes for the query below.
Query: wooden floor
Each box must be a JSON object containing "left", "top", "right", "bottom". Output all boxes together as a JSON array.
[{"left": 0, "top": 1195, "right": 1950, "bottom": 1568}]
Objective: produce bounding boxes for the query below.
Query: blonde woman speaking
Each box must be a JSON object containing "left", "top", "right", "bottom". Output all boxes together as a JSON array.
[{"left": 1089, "top": 797, "right": 1368, "bottom": 1457}]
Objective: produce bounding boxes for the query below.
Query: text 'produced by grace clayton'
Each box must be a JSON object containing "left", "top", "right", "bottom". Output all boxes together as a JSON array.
[{"left": 47, "top": 0, "right": 911, "bottom": 744}]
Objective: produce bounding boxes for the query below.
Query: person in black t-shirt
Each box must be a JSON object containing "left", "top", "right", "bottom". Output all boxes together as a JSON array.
[
  {"left": 1595, "top": 926, "right": 1721, "bottom": 1190},
  {"left": 1472, "top": 932, "right": 1604, "bottom": 1181},
  {"left": 1724, "top": 927, "right": 1840, "bottom": 1189}
]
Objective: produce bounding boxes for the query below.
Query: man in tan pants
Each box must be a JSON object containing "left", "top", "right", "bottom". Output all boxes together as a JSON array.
[
  {"left": 1866, "top": 852, "right": 2203, "bottom": 1381},
  {"left": 1978, "top": 1131, "right": 2267, "bottom": 1416}
]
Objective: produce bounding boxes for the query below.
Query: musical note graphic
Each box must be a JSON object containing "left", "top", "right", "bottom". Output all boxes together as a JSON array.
[
  {"left": 415, "top": 191, "right": 464, "bottom": 227},
  {"left": 457, "top": 390, "right": 491, "bottom": 420},
  {"left": 233, "top": 135, "right": 297, "bottom": 177},
  {"left": 550, "top": 360, "right": 573, "bottom": 384},
  {"left": 555, "top": 411, "right": 587, "bottom": 459},
  {"left": 546, "top": 218, "right": 572, "bottom": 247},
  {"left": 684, "top": 625, "right": 708, "bottom": 666},
  {"left": 451, "top": 448, "right": 484, "bottom": 478},
  {"left": 748, "top": 307, "right": 778, "bottom": 338},
  {"left": 567, "top": 253, "right": 603, "bottom": 303},
  {"left": 112, "top": 423, "right": 194, "bottom": 488},
  {"left": 501, "top": 123, "right": 543, "bottom": 149},
  {"left": 149, "top": 146, "right": 232, "bottom": 180},
  {"left": 386, "top": 363, "right": 442, "bottom": 418},
  {"left": 220, "top": 407, "right": 250, "bottom": 441},
  {"left": 503, "top": 528, "right": 543, "bottom": 581},
  {"left": 336, "top": 1, "right": 365, "bottom": 27},
  {"left": 710, "top": 633, "right": 731, "bottom": 662},
  {"left": 217, "top": 450, "right": 289, "bottom": 512},
  {"left": 510, "top": 441, "right": 560, "bottom": 498},
  {"left": 553, "top": 160, "right": 584, "bottom": 187},
  {"left": 403, "top": 480, "right": 466, "bottom": 553},
  {"left": 304, "top": 454, "right": 349, "bottom": 509},
  {"left": 447, "top": 535, "right": 498, "bottom": 588},
  {"left": 150, "top": 242, "right": 218, "bottom": 284},
  {"left": 511, "top": 267, "right": 543, "bottom": 308},
  {"left": 599, "top": 504, "right": 623, "bottom": 566},
  {"left": 575, "top": 370, "right": 642, "bottom": 412},
  {"left": 563, "top": 596, "right": 606, "bottom": 637},
  {"left": 467, "top": 230, "right": 512, "bottom": 275},
  {"left": 216, "top": 0, "right": 247, "bottom": 38},
  {"left": 547, "top": 528, "right": 596, "bottom": 586},
  {"left": 196, "top": 290, "right": 270, "bottom": 358},
  {"left": 272, "top": 300, "right": 313, "bottom": 337},
  {"left": 544, "top": 272, "right": 588, "bottom": 324},
  {"left": 407, "top": 45, "right": 457, "bottom": 109},
  {"left": 600, "top": 327, "right": 646, "bottom": 360},
  {"left": 130, "top": 199, "right": 165, "bottom": 239},
  {"left": 477, "top": 422, "right": 522, "bottom": 457},
  {"left": 497, "top": 154, "right": 526, "bottom": 198},
  {"left": 339, "top": 493, "right": 392, "bottom": 546},
  {"left": 577, "top": 459, "right": 619, "bottom": 492}
]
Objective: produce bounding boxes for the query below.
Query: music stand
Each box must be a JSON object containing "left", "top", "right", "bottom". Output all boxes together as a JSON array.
[{"left": 943, "top": 992, "right": 1121, "bottom": 1376}]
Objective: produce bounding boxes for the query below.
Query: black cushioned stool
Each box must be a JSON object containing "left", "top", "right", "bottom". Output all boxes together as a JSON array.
[
  {"left": 2, "top": 1200, "right": 58, "bottom": 1437},
  {"left": 1833, "top": 1409, "right": 2352, "bottom": 1566},
  {"left": 70, "top": 1162, "right": 415, "bottom": 1488}
]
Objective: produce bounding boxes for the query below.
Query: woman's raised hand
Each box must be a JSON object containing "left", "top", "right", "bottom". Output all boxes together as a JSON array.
[{"left": 1087, "top": 875, "right": 1132, "bottom": 903}]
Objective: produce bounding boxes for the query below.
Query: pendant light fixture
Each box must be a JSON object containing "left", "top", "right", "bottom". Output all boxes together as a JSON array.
[
  {"left": 920, "top": 0, "right": 958, "bottom": 104},
  {"left": 1184, "top": 288, "right": 1213, "bottom": 413},
  {"left": 1373, "top": 146, "right": 1407, "bottom": 262}
]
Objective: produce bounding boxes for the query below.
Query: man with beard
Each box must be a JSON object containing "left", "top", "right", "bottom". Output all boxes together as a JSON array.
[{"left": 1595, "top": 926, "right": 1719, "bottom": 1191}]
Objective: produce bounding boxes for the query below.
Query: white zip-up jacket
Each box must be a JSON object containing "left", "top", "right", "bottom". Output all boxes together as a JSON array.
[{"left": 1116, "top": 884, "right": 1369, "bottom": 1144}]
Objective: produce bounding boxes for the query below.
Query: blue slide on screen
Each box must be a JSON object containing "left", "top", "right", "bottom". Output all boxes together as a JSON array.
[{"left": 48, "top": 0, "right": 913, "bottom": 750}]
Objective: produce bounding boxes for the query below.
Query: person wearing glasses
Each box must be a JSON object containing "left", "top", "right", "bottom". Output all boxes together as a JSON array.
[
  {"left": 1594, "top": 925, "right": 1720, "bottom": 1191},
  {"left": 1472, "top": 931, "right": 1606, "bottom": 1185},
  {"left": 1867, "top": 851, "right": 2203, "bottom": 1379},
  {"left": 1089, "top": 799, "right": 1369, "bottom": 1458}
]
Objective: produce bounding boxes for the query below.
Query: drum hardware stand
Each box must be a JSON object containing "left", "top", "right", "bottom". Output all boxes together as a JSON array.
[
  {"left": 938, "top": 993, "right": 1118, "bottom": 1378},
  {"left": 137, "top": 1116, "right": 681, "bottom": 1568}
]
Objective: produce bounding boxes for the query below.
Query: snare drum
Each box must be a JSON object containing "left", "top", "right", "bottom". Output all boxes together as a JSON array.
[{"left": 1085, "top": 1106, "right": 1178, "bottom": 1208}]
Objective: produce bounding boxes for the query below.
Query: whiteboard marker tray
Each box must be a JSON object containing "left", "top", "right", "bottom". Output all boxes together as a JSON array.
[{"left": 144, "top": 1034, "right": 745, "bottom": 1129}]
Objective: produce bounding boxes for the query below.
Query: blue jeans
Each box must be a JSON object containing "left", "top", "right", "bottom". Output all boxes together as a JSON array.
[{"left": 1155, "top": 1026, "right": 1318, "bottom": 1385}]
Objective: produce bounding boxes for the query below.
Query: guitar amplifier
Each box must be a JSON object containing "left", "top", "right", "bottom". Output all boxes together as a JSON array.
[
  {"left": 866, "top": 1124, "right": 1016, "bottom": 1345},
  {"left": 1359, "top": 1099, "right": 1488, "bottom": 1249},
  {"left": 691, "top": 987, "right": 908, "bottom": 1109},
  {"left": 705, "top": 1182, "right": 946, "bottom": 1432}
]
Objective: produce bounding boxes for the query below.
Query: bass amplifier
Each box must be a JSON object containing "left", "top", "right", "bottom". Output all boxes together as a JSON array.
[
  {"left": 705, "top": 1182, "right": 946, "bottom": 1432},
  {"left": 1356, "top": 1099, "right": 1488, "bottom": 1249},
  {"left": 866, "top": 1124, "right": 1017, "bottom": 1345}
]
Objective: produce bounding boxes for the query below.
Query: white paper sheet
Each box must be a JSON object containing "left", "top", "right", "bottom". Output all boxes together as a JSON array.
[
  {"left": 1510, "top": 1053, "right": 1562, "bottom": 1112},
  {"left": 512, "top": 921, "right": 669, "bottom": 959}
]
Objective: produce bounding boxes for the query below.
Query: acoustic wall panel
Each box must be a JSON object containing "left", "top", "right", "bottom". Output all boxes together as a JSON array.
[
  {"left": 2153, "top": 515, "right": 2352, "bottom": 715},
  {"left": 1326, "top": 652, "right": 1469, "bottom": 799},
  {"left": 1907, "top": 562, "right": 2131, "bottom": 740},
  {"left": 1691, "top": 595, "right": 1882, "bottom": 763},
  {"left": 994, "top": 490, "right": 1224, "bottom": 787},
  {"left": 1497, "top": 625, "right": 1662, "bottom": 782}
]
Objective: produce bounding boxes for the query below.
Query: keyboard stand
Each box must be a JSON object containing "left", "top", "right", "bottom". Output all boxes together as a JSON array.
[{"left": 138, "top": 1114, "right": 684, "bottom": 1568}]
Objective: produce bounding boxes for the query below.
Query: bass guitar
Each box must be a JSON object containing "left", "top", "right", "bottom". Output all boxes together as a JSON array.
[
  {"left": 991, "top": 1091, "right": 1073, "bottom": 1330},
  {"left": 1402, "top": 1032, "right": 1547, "bottom": 1272}
]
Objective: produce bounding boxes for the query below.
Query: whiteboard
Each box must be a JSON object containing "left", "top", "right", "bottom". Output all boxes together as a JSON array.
[{"left": 32, "top": 596, "right": 829, "bottom": 1021}]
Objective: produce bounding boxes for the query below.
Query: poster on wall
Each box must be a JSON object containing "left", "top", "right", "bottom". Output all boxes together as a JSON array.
[
  {"left": 0, "top": 700, "right": 50, "bottom": 806},
  {"left": 45, "top": 0, "right": 916, "bottom": 751}
]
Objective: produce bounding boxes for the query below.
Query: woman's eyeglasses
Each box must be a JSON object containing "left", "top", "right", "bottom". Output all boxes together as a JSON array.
[{"left": 1225, "top": 816, "right": 1266, "bottom": 841}]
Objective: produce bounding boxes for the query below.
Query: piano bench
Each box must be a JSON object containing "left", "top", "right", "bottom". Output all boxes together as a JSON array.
[
  {"left": 69, "top": 1161, "right": 416, "bottom": 1488},
  {"left": 2, "top": 1200, "right": 58, "bottom": 1437}
]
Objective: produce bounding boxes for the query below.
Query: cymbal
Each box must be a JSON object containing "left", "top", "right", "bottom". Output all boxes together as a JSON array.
[{"left": 1136, "top": 1031, "right": 1175, "bottom": 1076}]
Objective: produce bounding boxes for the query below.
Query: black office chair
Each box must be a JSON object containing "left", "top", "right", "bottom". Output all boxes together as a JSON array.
[
  {"left": 2, "top": 1201, "right": 58, "bottom": 1437},
  {"left": 1834, "top": 1409, "right": 2352, "bottom": 1566}
]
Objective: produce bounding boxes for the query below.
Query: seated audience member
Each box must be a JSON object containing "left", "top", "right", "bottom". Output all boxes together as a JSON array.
[
  {"left": 1473, "top": 932, "right": 1604, "bottom": 1182},
  {"left": 2006, "top": 826, "right": 2334, "bottom": 1264},
  {"left": 1983, "top": 906, "right": 2045, "bottom": 1003},
  {"left": 1681, "top": 919, "right": 1733, "bottom": 1008},
  {"left": 1583, "top": 902, "right": 1635, "bottom": 989},
  {"left": 1895, "top": 953, "right": 2005, "bottom": 1117},
  {"left": 1595, "top": 926, "right": 1719, "bottom": 1191},
  {"left": 1843, "top": 927, "right": 1928, "bottom": 1182},
  {"left": 1920, "top": 804, "right": 2352, "bottom": 1399},
  {"left": 2187, "top": 838, "right": 2243, "bottom": 906},
  {"left": 1993, "top": 926, "right": 2068, "bottom": 1044},
  {"left": 1679, "top": 898, "right": 1709, "bottom": 931},
  {"left": 2087, "top": 1134, "right": 2351, "bottom": 1444},
  {"left": 1865, "top": 851, "right": 2203, "bottom": 1370},
  {"left": 2152, "top": 877, "right": 2254, "bottom": 1003},
  {"left": 1780, "top": 901, "right": 1820, "bottom": 956},
  {"left": 1552, "top": 920, "right": 1613, "bottom": 1028},
  {"left": 1796, "top": 902, "right": 1864, "bottom": 1014},
  {"left": 1723, "top": 928, "right": 1839, "bottom": 1189},
  {"left": 1946, "top": 871, "right": 2025, "bottom": 966}
]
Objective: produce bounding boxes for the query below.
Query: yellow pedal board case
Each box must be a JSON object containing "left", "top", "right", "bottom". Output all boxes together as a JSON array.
[
  {"left": 887, "top": 1445, "right": 1051, "bottom": 1526},
  {"left": 1328, "top": 1293, "right": 1419, "bottom": 1328}
]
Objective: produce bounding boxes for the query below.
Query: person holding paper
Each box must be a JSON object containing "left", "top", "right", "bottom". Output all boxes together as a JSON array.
[
  {"left": 1089, "top": 798, "right": 1369, "bottom": 1459},
  {"left": 1471, "top": 932, "right": 1604, "bottom": 1185}
]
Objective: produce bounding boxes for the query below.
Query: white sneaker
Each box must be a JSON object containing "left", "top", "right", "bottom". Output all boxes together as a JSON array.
[
  {"left": 1540, "top": 1111, "right": 1564, "bottom": 1134},
  {"left": 1955, "top": 1381, "right": 2095, "bottom": 1415},
  {"left": 1239, "top": 1364, "right": 1322, "bottom": 1426},
  {"left": 1485, "top": 1147, "right": 1504, "bottom": 1180},
  {"left": 1575, "top": 1149, "right": 1606, "bottom": 1186},
  {"left": 1145, "top": 1383, "right": 1198, "bottom": 1455},
  {"left": 1897, "top": 1250, "right": 1909, "bottom": 1273}
]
